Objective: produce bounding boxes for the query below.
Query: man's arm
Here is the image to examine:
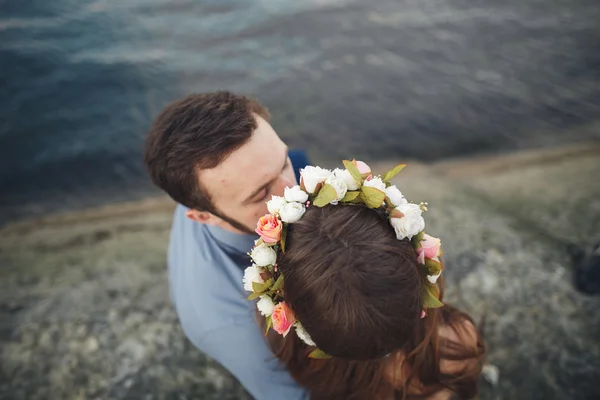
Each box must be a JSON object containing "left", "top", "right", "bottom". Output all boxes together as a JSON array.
[{"left": 194, "top": 322, "right": 309, "bottom": 400}]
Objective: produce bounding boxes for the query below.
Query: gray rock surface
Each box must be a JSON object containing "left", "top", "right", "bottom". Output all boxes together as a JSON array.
[{"left": 1, "top": 143, "right": 599, "bottom": 399}]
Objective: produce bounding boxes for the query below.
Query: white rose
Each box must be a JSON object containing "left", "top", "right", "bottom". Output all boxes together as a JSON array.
[
  {"left": 266, "top": 196, "right": 287, "bottom": 215},
  {"left": 396, "top": 203, "right": 423, "bottom": 219},
  {"left": 385, "top": 185, "right": 408, "bottom": 206},
  {"left": 294, "top": 322, "right": 316, "bottom": 346},
  {"left": 363, "top": 177, "right": 386, "bottom": 192},
  {"left": 284, "top": 185, "right": 309, "bottom": 203},
  {"left": 325, "top": 176, "right": 348, "bottom": 204},
  {"left": 333, "top": 168, "right": 359, "bottom": 190},
  {"left": 390, "top": 203, "right": 425, "bottom": 240},
  {"left": 257, "top": 295, "right": 276, "bottom": 316},
  {"left": 279, "top": 202, "right": 306, "bottom": 223},
  {"left": 390, "top": 216, "right": 425, "bottom": 240},
  {"left": 427, "top": 271, "right": 442, "bottom": 284},
  {"left": 300, "top": 166, "right": 332, "bottom": 194},
  {"left": 242, "top": 265, "right": 264, "bottom": 292},
  {"left": 250, "top": 244, "right": 277, "bottom": 267}
]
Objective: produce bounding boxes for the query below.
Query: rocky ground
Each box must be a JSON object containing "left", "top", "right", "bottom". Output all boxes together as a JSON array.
[{"left": 1, "top": 143, "right": 600, "bottom": 400}]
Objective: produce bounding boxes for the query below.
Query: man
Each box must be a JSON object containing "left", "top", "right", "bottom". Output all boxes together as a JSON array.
[{"left": 144, "top": 91, "right": 309, "bottom": 399}]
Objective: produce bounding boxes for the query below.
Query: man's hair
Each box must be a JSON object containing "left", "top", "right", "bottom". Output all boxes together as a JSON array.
[{"left": 144, "top": 91, "right": 270, "bottom": 211}]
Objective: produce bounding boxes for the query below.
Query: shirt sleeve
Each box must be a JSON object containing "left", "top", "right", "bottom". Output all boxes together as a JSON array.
[{"left": 196, "top": 322, "right": 309, "bottom": 400}]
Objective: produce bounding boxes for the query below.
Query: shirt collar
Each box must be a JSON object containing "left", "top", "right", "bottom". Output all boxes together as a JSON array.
[{"left": 205, "top": 224, "right": 257, "bottom": 255}]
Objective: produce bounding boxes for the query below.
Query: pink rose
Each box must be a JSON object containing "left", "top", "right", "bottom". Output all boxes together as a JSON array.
[
  {"left": 416, "top": 233, "right": 442, "bottom": 264},
  {"left": 271, "top": 302, "right": 296, "bottom": 336},
  {"left": 255, "top": 214, "right": 282, "bottom": 244},
  {"left": 353, "top": 160, "right": 371, "bottom": 175}
]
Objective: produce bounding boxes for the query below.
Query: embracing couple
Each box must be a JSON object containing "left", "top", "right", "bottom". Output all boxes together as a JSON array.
[{"left": 144, "top": 91, "right": 485, "bottom": 400}]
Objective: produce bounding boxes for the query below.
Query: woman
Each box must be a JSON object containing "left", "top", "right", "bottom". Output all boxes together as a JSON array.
[{"left": 244, "top": 161, "right": 485, "bottom": 399}]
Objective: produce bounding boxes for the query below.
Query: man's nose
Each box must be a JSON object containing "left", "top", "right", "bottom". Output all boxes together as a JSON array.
[{"left": 273, "top": 175, "right": 294, "bottom": 196}]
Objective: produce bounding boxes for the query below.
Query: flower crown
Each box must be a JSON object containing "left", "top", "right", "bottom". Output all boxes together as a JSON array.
[{"left": 243, "top": 160, "right": 444, "bottom": 359}]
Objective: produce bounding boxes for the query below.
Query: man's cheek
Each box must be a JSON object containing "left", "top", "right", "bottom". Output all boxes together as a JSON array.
[{"left": 252, "top": 205, "right": 268, "bottom": 220}]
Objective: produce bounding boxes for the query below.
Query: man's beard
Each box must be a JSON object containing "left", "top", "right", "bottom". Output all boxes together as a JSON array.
[{"left": 212, "top": 209, "right": 256, "bottom": 235}]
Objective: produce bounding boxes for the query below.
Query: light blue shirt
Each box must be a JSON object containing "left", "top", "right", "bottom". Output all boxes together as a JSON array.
[{"left": 168, "top": 204, "right": 308, "bottom": 400}]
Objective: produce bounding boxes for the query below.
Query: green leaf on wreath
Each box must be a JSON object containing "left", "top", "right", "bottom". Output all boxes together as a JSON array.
[
  {"left": 271, "top": 274, "right": 284, "bottom": 291},
  {"left": 252, "top": 278, "right": 274, "bottom": 294},
  {"left": 341, "top": 191, "right": 360, "bottom": 203},
  {"left": 422, "top": 283, "right": 443, "bottom": 308},
  {"left": 360, "top": 186, "right": 386, "bottom": 209},
  {"left": 382, "top": 164, "right": 406, "bottom": 183},
  {"left": 424, "top": 258, "right": 442, "bottom": 276},
  {"left": 342, "top": 160, "right": 363, "bottom": 186},
  {"left": 313, "top": 184, "right": 338, "bottom": 207},
  {"left": 247, "top": 292, "right": 262, "bottom": 301},
  {"left": 308, "top": 348, "right": 332, "bottom": 359},
  {"left": 265, "top": 315, "right": 273, "bottom": 335},
  {"left": 411, "top": 231, "right": 425, "bottom": 248}
]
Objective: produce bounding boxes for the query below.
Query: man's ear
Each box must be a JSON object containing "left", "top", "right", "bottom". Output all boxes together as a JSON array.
[{"left": 185, "top": 209, "right": 220, "bottom": 225}]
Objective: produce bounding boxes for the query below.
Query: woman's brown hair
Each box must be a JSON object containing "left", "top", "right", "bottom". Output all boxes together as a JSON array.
[{"left": 265, "top": 204, "right": 485, "bottom": 399}]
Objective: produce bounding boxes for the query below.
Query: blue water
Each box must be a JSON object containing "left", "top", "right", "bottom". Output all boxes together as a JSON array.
[{"left": 1, "top": 0, "right": 600, "bottom": 224}]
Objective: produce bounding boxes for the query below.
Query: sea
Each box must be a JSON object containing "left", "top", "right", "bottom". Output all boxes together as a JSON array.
[{"left": 1, "top": 0, "right": 599, "bottom": 225}]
